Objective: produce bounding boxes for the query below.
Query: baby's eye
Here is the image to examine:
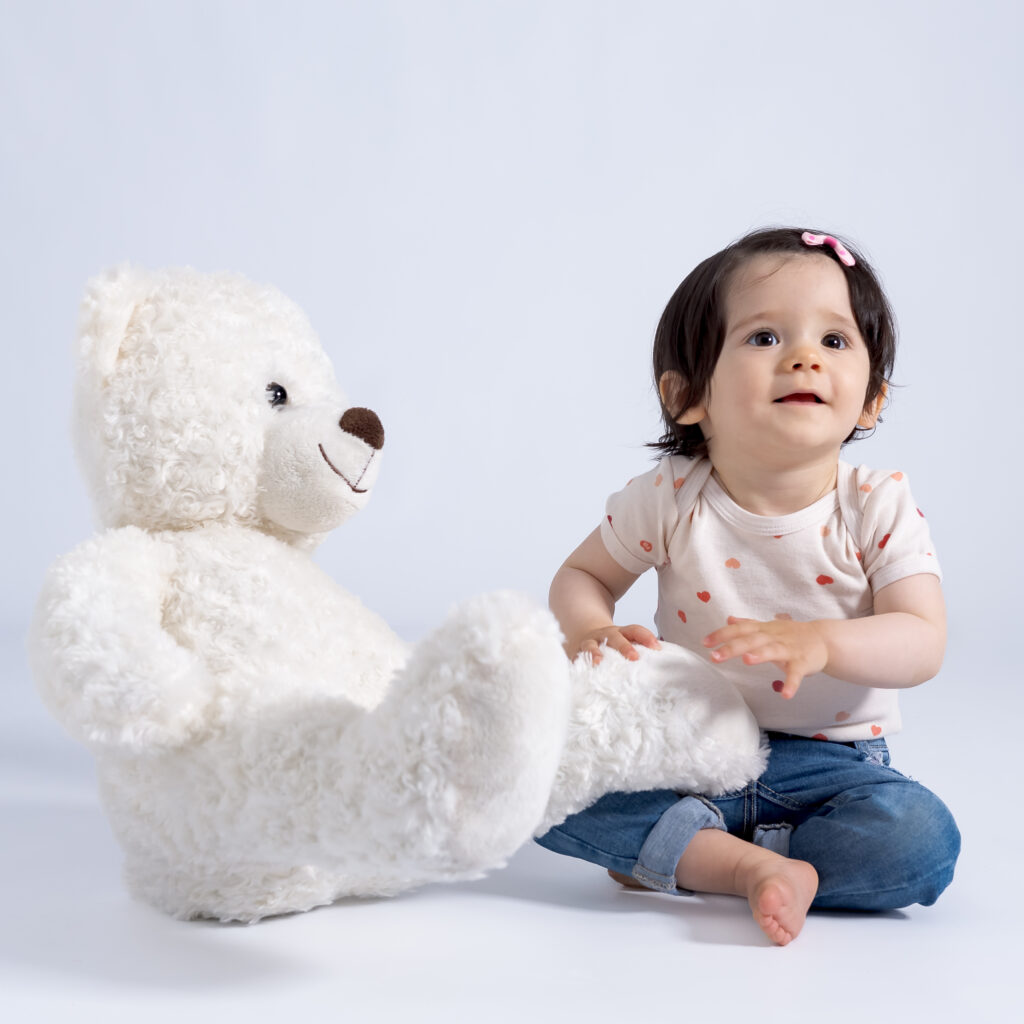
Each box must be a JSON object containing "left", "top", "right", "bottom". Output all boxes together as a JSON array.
[
  {"left": 746, "top": 331, "right": 779, "bottom": 348},
  {"left": 821, "top": 334, "right": 848, "bottom": 350},
  {"left": 266, "top": 382, "right": 288, "bottom": 407}
]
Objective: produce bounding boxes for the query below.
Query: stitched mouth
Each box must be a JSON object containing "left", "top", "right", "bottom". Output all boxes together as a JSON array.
[
  {"left": 319, "top": 444, "right": 369, "bottom": 493},
  {"left": 775, "top": 393, "right": 824, "bottom": 404}
]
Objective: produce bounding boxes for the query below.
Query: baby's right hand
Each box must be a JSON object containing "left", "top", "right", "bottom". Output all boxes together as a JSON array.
[{"left": 572, "top": 624, "right": 661, "bottom": 665}]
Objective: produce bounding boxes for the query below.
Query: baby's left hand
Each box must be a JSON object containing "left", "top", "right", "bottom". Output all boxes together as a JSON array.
[{"left": 703, "top": 617, "right": 829, "bottom": 699}]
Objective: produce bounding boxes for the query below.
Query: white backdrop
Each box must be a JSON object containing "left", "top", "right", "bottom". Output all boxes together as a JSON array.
[
  {"left": 2, "top": 2, "right": 1022, "bottom": 1018},
  {"left": 5, "top": 0, "right": 1021, "bottom": 644}
]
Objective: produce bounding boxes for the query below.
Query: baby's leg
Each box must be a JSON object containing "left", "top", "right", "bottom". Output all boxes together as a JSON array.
[
  {"left": 540, "top": 790, "right": 817, "bottom": 946},
  {"left": 674, "top": 829, "right": 818, "bottom": 946},
  {"left": 610, "top": 828, "right": 817, "bottom": 944},
  {"left": 536, "top": 788, "right": 692, "bottom": 882},
  {"left": 751, "top": 736, "right": 961, "bottom": 911},
  {"left": 788, "top": 776, "right": 960, "bottom": 910}
]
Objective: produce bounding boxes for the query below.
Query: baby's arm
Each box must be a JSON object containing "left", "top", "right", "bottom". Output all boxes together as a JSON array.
[
  {"left": 549, "top": 527, "right": 660, "bottom": 663},
  {"left": 705, "top": 573, "right": 946, "bottom": 698}
]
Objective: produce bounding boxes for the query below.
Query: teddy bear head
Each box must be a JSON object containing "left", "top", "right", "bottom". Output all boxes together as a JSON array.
[{"left": 74, "top": 266, "right": 383, "bottom": 545}]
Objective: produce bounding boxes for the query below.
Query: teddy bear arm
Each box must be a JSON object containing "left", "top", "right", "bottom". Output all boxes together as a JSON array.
[{"left": 29, "top": 527, "right": 214, "bottom": 752}]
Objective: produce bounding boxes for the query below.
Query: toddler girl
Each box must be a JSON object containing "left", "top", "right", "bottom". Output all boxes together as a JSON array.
[{"left": 537, "top": 227, "right": 960, "bottom": 946}]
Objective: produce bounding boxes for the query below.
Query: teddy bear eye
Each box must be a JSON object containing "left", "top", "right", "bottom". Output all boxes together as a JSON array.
[{"left": 266, "top": 382, "right": 288, "bottom": 408}]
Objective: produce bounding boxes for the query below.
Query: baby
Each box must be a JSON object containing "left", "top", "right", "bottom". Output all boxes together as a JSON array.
[{"left": 537, "top": 227, "right": 960, "bottom": 946}]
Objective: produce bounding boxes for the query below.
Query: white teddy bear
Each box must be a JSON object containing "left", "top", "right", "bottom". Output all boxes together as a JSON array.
[{"left": 30, "top": 267, "right": 765, "bottom": 922}]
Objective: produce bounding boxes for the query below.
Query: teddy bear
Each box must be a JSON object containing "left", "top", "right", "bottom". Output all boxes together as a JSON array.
[{"left": 29, "top": 267, "right": 765, "bottom": 922}]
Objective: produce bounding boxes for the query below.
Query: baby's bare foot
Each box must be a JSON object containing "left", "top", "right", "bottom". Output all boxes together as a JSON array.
[
  {"left": 746, "top": 859, "right": 818, "bottom": 946},
  {"left": 607, "top": 868, "right": 646, "bottom": 889}
]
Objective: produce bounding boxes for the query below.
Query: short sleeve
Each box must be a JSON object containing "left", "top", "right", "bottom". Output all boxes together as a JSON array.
[
  {"left": 600, "top": 456, "right": 686, "bottom": 574},
  {"left": 852, "top": 466, "right": 942, "bottom": 592}
]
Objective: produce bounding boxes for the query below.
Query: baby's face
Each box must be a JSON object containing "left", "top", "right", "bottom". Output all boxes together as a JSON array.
[{"left": 688, "top": 254, "right": 880, "bottom": 464}]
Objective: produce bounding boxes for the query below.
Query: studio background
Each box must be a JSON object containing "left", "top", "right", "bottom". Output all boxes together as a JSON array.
[{"left": 2, "top": 2, "right": 1020, "bottom": 1021}]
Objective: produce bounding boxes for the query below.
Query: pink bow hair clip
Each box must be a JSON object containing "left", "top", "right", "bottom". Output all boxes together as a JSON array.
[{"left": 801, "top": 231, "right": 856, "bottom": 267}]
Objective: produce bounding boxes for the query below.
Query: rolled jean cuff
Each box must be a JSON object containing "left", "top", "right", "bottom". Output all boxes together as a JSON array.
[{"left": 632, "top": 795, "right": 726, "bottom": 893}]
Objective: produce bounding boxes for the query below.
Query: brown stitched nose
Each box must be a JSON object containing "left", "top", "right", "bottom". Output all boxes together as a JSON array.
[{"left": 339, "top": 407, "right": 385, "bottom": 450}]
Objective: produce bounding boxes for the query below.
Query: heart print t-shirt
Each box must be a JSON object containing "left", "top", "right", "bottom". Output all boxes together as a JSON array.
[{"left": 599, "top": 456, "right": 942, "bottom": 741}]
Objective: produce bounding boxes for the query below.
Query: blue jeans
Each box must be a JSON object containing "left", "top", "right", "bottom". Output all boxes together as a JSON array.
[{"left": 536, "top": 733, "right": 960, "bottom": 911}]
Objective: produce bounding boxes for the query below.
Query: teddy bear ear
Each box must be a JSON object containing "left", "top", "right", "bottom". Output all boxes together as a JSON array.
[{"left": 77, "top": 264, "right": 151, "bottom": 382}]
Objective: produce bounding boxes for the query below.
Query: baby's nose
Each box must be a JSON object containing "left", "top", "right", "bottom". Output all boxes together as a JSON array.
[
  {"left": 790, "top": 356, "right": 821, "bottom": 371},
  {"left": 339, "top": 407, "right": 385, "bottom": 450}
]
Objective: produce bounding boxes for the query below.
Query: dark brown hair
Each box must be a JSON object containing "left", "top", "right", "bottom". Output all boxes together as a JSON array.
[{"left": 650, "top": 226, "right": 897, "bottom": 459}]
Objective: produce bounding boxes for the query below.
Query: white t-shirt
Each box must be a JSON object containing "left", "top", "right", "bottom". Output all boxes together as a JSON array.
[{"left": 600, "top": 456, "right": 941, "bottom": 741}]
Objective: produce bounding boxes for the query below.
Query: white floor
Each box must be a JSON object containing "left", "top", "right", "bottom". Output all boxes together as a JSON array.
[{"left": 2, "top": 626, "right": 1018, "bottom": 1024}]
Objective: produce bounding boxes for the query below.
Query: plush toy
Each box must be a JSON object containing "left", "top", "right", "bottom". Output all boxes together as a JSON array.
[{"left": 30, "top": 267, "right": 765, "bottom": 922}]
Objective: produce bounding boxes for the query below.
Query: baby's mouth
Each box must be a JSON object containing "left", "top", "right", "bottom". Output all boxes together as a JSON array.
[{"left": 775, "top": 393, "right": 824, "bottom": 404}]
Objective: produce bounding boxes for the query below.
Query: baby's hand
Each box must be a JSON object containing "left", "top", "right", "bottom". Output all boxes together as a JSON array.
[
  {"left": 572, "top": 624, "right": 661, "bottom": 665},
  {"left": 703, "top": 617, "right": 829, "bottom": 699}
]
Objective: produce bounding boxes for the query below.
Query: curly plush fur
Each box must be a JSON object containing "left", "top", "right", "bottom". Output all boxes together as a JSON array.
[{"left": 30, "top": 267, "right": 765, "bottom": 922}]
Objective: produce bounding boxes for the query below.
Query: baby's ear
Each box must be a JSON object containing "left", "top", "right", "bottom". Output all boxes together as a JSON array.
[
  {"left": 858, "top": 381, "right": 889, "bottom": 429},
  {"left": 77, "top": 265, "right": 150, "bottom": 384},
  {"left": 659, "top": 370, "right": 705, "bottom": 426}
]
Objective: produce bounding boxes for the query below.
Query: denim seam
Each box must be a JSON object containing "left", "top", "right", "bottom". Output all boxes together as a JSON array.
[
  {"left": 687, "top": 794, "right": 727, "bottom": 825},
  {"left": 756, "top": 782, "right": 814, "bottom": 812}
]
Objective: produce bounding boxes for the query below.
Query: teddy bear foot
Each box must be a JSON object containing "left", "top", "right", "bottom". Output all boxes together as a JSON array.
[{"left": 340, "top": 590, "right": 572, "bottom": 889}]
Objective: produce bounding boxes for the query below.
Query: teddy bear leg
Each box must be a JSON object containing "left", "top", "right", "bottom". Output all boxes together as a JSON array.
[
  {"left": 537, "top": 642, "right": 768, "bottom": 835},
  {"left": 340, "top": 591, "right": 571, "bottom": 890}
]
